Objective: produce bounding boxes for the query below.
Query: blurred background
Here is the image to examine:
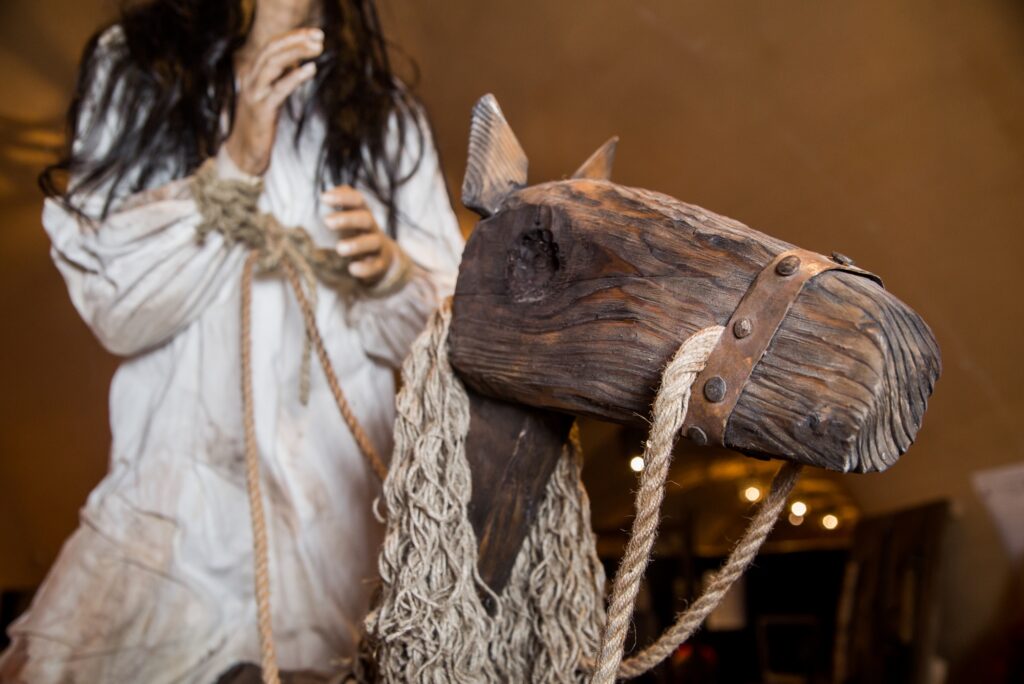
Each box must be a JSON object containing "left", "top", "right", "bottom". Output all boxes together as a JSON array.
[{"left": 1, "top": 1, "right": 1023, "bottom": 682}]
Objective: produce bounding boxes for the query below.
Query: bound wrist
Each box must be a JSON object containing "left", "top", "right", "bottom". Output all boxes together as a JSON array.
[
  {"left": 216, "top": 145, "right": 263, "bottom": 184},
  {"left": 365, "top": 245, "right": 413, "bottom": 297}
]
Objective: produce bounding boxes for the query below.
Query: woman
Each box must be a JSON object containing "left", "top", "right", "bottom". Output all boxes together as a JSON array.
[{"left": 0, "top": 0, "right": 463, "bottom": 681}]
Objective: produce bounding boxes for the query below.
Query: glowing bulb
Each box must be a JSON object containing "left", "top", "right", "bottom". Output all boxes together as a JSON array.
[
  {"left": 790, "top": 501, "right": 808, "bottom": 517},
  {"left": 629, "top": 456, "right": 645, "bottom": 472},
  {"left": 822, "top": 514, "right": 839, "bottom": 530},
  {"left": 788, "top": 513, "right": 804, "bottom": 526},
  {"left": 743, "top": 485, "right": 762, "bottom": 503}
]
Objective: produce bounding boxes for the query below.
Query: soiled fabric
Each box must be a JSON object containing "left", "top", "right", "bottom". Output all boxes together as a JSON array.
[{"left": 0, "top": 33, "right": 464, "bottom": 684}]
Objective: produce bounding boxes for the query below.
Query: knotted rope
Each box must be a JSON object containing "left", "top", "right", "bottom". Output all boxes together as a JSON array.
[
  {"left": 589, "top": 327, "right": 803, "bottom": 682},
  {"left": 195, "top": 160, "right": 364, "bottom": 404},
  {"left": 193, "top": 161, "right": 390, "bottom": 684}
]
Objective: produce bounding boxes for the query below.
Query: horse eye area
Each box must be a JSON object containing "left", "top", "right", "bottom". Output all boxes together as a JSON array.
[{"left": 506, "top": 227, "right": 560, "bottom": 303}]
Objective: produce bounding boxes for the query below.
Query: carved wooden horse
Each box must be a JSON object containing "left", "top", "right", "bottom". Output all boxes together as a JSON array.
[
  {"left": 453, "top": 94, "right": 940, "bottom": 594},
  {"left": 221, "top": 94, "right": 940, "bottom": 682}
]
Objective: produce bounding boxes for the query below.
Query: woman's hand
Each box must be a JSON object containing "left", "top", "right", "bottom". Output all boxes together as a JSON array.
[
  {"left": 224, "top": 28, "right": 324, "bottom": 176},
  {"left": 323, "top": 185, "right": 399, "bottom": 285}
]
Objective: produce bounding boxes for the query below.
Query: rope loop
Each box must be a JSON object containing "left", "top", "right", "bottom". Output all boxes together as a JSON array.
[{"left": 590, "top": 326, "right": 803, "bottom": 682}]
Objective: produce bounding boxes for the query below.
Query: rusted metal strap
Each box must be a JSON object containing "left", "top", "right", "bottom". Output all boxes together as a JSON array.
[{"left": 682, "top": 248, "right": 882, "bottom": 448}]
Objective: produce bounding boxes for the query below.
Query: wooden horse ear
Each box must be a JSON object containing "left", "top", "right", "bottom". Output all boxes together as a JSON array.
[
  {"left": 462, "top": 94, "right": 528, "bottom": 218},
  {"left": 571, "top": 136, "right": 618, "bottom": 180}
]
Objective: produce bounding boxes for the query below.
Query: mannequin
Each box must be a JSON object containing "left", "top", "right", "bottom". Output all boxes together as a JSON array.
[{"left": 0, "top": 1, "right": 463, "bottom": 681}]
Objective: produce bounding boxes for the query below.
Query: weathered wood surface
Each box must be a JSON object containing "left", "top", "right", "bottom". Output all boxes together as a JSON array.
[
  {"left": 464, "top": 388, "right": 573, "bottom": 594},
  {"left": 450, "top": 179, "right": 941, "bottom": 473}
]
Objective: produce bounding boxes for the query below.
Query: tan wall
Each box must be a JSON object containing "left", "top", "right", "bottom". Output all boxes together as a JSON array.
[{"left": 2, "top": 0, "right": 1022, "bottom": 667}]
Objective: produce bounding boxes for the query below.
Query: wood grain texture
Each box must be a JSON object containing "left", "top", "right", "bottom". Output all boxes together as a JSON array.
[
  {"left": 464, "top": 388, "right": 573, "bottom": 594},
  {"left": 461, "top": 94, "right": 528, "bottom": 217},
  {"left": 571, "top": 136, "right": 618, "bottom": 180},
  {"left": 449, "top": 179, "right": 940, "bottom": 473}
]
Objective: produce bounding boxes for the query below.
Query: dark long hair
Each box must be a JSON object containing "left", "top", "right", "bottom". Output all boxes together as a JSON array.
[{"left": 40, "top": 0, "right": 423, "bottom": 235}]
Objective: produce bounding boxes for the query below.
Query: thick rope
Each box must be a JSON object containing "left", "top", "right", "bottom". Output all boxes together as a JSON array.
[
  {"left": 590, "top": 327, "right": 803, "bottom": 682},
  {"left": 237, "top": 253, "right": 386, "bottom": 684},
  {"left": 241, "top": 253, "right": 281, "bottom": 684},
  {"left": 194, "top": 161, "right": 390, "bottom": 684},
  {"left": 590, "top": 326, "right": 722, "bottom": 682},
  {"left": 614, "top": 461, "right": 801, "bottom": 679},
  {"left": 280, "top": 258, "right": 388, "bottom": 481}
]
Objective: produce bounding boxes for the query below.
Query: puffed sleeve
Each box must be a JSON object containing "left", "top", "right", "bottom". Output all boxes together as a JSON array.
[
  {"left": 44, "top": 27, "right": 253, "bottom": 357},
  {"left": 349, "top": 111, "right": 465, "bottom": 367}
]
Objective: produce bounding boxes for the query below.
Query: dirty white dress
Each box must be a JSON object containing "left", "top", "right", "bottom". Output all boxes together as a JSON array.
[{"left": 0, "top": 39, "right": 464, "bottom": 684}]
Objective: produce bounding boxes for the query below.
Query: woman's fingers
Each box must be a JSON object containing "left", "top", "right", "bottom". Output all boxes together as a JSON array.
[
  {"left": 226, "top": 28, "right": 323, "bottom": 176},
  {"left": 268, "top": 62, "right": 317, "bottom": 108},
  {"left": 324, "top": 186, "right": 392, "bottom": 282},
  {"left": 348, "top": 253, "right": 389, "bottom": 281},
  {"left": 246, "top": 29, "right": 323, "bottom": 90},
  {"left": 243, "top": 31, "right": 309, "bottom": 86},
  {"left": 321, "top": 185, "right": 366, "bottom": 210},
  {"left": 336, "top": 231, "right": 384, "bottom": 259},
  {"left": 255, "top": 41, "right": 323, "bottom": 93},
  {"left": 253, "top": 48, "right": 322, "bottom": 102},
  {"left": 325, "top": 208, "right": 375, "bottom": 232}
]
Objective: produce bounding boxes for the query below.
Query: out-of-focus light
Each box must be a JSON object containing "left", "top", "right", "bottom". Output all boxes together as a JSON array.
[
  {"left": 790, "top": 501, "right": 808, "bottom": 517},
  {"left": 822, "top": 514, "right": 839, "bottom": 530},
  {"left": 788, "top": 513, "right": 805, "bottom": 526},
  {"left": 743, "top": 485, "right": 762, "bottom": 503},
  {"left": 629, "top": 456, "right": 645, "bottom": 472}
]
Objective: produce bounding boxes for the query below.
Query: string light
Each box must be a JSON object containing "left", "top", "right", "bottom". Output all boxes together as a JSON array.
[
  {"left": 743, "top": 485, "right": 762, "bottom": 503},
  {"left": 629, "top": 456, "right": 645, "bottom": 472},
  {"left": 790, "top": 500, "right": 808, "bottom": 517},
  {"left": 822, "top": 514, "right": 839, "bottom": 530},
  {"left": 788, "top": 513, "right": 804, "bottom": 526}
]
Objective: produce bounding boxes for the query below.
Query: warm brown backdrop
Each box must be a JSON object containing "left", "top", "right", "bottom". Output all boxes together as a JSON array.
[{"left": 2, "top": 0, "right": 1022, "bottom": 670}]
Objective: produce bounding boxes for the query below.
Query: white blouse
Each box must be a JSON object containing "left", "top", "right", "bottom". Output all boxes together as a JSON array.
[{"left": 2, "top": 33, "right": 464, "bottom": 683}]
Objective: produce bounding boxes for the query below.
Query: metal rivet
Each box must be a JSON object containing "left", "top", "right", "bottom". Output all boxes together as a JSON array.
[
  {"left": 831, "top": 251, "right": 854, "bottom": 266},
  {"left": 704, "top": 376, "right": 727, "bottom": 403},
  {"left": 733, "top": 318, "right": 752, "bottom": 339},
  {"left": 776, "top": 255, "right": 801, "bottom": 276},
  {"left": 687, "top": 426, "right": 709, "bottom": 446}
]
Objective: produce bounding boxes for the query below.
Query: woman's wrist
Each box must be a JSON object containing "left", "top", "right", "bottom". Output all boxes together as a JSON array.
[
  {"left": 220, "top": 139, "right": 267, "bottom": 179},
  {"left": 215, "top": 145, "right": 263, "bottom": 184},
  {"left": 364, "top": 245, "right": 413, "bottom": 297}
]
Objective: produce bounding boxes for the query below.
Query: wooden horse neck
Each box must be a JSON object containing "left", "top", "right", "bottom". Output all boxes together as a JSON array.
[{"left": 465, "top": 387, "right": 573, "bottom": 595}]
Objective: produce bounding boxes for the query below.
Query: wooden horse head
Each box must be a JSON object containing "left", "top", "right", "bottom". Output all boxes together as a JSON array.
[{"left": 448, "top": 95, "right": 941, "bottom": 593}]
